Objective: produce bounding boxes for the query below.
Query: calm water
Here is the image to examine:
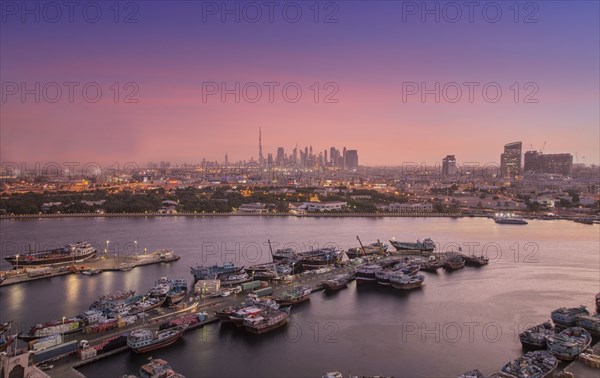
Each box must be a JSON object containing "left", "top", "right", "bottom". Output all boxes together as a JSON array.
[{"left": 1, "top": 217, "right": 598, "bottom": 377}]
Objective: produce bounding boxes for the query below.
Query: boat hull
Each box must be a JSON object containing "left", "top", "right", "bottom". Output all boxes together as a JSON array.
[
  {"left": 245, "top": 318, "right": 288, "bottom": 334},
  {"left": 129, "top": 332, "right": 184, "bottom": 353}
]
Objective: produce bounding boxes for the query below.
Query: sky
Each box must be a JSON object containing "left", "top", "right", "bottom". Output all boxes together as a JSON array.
[{"left": 1, "top": 0, "right": 599, "bottom": 167}]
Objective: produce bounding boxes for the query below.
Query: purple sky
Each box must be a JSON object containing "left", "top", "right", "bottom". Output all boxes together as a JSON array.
[{"left": 1, "top": 1, "right": 599, "bottom": 166}]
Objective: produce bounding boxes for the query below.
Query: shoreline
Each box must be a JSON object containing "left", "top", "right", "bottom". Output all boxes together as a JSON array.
[
  {"left": 0, "top": 212, "right": 468, "bottom": 220},
  {"left": 0, "top": 212, "right": 595, "bottom": 222}
]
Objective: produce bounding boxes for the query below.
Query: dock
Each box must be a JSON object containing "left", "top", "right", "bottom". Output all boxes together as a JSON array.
[
  {"left": 44, "top": 263, "right": 357, "bottom": 378},
  {"left": 0, "top": 251, "right": 180, "bottom": 287}
]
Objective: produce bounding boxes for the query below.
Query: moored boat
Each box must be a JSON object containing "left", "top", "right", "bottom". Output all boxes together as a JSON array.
[
  {"left": 300, "top": 248, "right": 342, "bottom": 270},
  {"left": 443, "top": 255, "right": 465, "bottom": 271},
  {"left": 389, "top": 272, "right": 425, "bottom": 290},
  {"left": 136, "top": 357, "right": 185, "bottom": 378},
  {"left": 90, "top": 290, "right": 136, "bottom": 311},
  {"left": 463, "top": 255, "right": 489, "bottom": 267},
  {"left": 18, "top": 316, "right": 85, "bottom": 341},
  {"left": 166, "top": 278, "right": 189, "bottom": 306},
  {"left": 190, "top": 262, "right": 243, "bottom": 281},
  {"left": 355, "top": 264, "right": 382, "bottom": 283},
  {"left": 498, "top": 350, "right": 557, "bottom": 378},
  {"left": 274, "top": 286, "right": 312, "bottom": 306},
  {"left": 494, "top": 213, "right": 528, "bottom": 225},
  {"left": 519, "top": 321, "right": 555, "bottom": 350},
  {"left": 148, "top": 277, "right": 172, "bottom": 297},
  {"left": 389, "top": 238, "right": 435, "bottom": 252},
  {"left": 219, "top": 272, "right": 252, "bottom": 286},
  {"left": 345, "top": 241, "right": 388, "bottom": 259},
  {"left": 551, "top": 306, "right": 589, "bottom": 327},
  {"left": 546, "top": 326, "right": 592, "bottom": 361},
  {"left": 244, "top": 308, "right": 289, "bottom": 334},
  {"left": 458, "top": 369, "right": 484, "bottom": 378},
  {"left": 127, "top": 324, "right": 188, "bottom": 353},
  {"left": 129, "top": 297, "right": 166, "bottom": 316},
  {"left": 4, "top": 242, "right": 97, "bottom": 266},
  {"left": 322, "top": 274, "right": 352, "bottom": 292},
  {"left": 271, "top": 247, "right": 298, "bottom": 261},
  {"left": 575, "top": 314, "right": 600, "bottom": 336}
]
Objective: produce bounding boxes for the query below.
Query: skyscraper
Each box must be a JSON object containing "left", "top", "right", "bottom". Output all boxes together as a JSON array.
[
  {"left": 258, "top": 128, "right": 264, "bottom": 166},
  {"left": 345, "top": 150, "right": 359, "bottom": 169},
  {"left": 500, "top": 142, "right": 522, "bottom": 181},
  {"left": 276, "top": 147, "right": 285, "bottom": 164},
  {"left": 442, "top": 155, "right": 457, "bottom": 176}
]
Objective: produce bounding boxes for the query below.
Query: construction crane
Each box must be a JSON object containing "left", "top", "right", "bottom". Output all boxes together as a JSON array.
[{"left": 540, "top": 141, "right": 546, "bottom": 153}]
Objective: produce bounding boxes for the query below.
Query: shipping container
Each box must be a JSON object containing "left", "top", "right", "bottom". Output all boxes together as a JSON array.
[
  {"left": 31, "top": 340, "right": 79, "bottom": 363},
  {"left": 253, "top": 287, "right": 273, "bottom": 297},
  {"left": 241, "top": 280, "right": 262, "bottom": 291}
]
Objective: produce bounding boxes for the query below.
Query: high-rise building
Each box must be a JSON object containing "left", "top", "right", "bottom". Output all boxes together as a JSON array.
[
  {"left": 539, "top": 153, "right": 573, "bottom": 176},
  {"left": 500, "top": 142, "right": 522, "bottom": 181},
  {"left": 345, "top": 150, "right": 359, "bottom": 169},
  {"left": 258, "top": 128, "right": 264, "bottom": 165},
  {"left": 442, "top": 155, "right": 457, "bottom": 176},
  {"left": 523, "top": 151, "right": 572, "bottom": 176},
  {"left": 276, "top": 147, "right": 285, "bottom": 164},
  {"left": 523, "top": 151, "right": 539, "bottom": 173}
]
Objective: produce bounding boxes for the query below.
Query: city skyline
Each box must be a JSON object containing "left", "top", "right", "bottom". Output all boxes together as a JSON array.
[{"left": 1, "top": 2, "right": 599, "bottom": 166}]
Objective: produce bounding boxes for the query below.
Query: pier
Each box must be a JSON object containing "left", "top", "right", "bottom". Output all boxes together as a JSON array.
[{"left": 0, "top": 251, "right": 180, "bottom": 287}]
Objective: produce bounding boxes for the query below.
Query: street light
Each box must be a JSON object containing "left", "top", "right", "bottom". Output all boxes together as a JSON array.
[
  {"left": 15, "top": 255, "right": 19, "bottom": 271},
  {"left": 134, "top": 241, "right": 138, "bottom": 254},
  {"left": 62, "top": 316, "right": 66, "bottom": 340}
]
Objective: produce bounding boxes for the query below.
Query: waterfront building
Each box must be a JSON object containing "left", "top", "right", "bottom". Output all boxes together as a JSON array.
[{"left": 501, "top": 142, "right": 522, "bottom": 182}]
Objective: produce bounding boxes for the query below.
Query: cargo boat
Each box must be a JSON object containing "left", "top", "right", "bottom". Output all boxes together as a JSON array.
[
  {"left": 244, "top": 309, "right": 289, "bottom": 334},
  {"left": 219, "top": 272, "right": 252, "bottom": 286},
  {"left": 166, "top": 278, "right": 188, "bottom": 306},
  {"left": 575, "top": 314, "right": 600, "bottom": 336},
  {"left": 458, "top": 370, "right": 484, "bottom": 378},
  {"left": 274, "top": 286, "right": 312, "bottom": 306},
  {"left": 389, "top": 238, "right": 435, "bottom": 252},
  {"left": 551, "top": 306, "right": 589, "bottom": 327},
  {"left": 135, "top": 358, "right": 185, "bottom": 378},
  {"left": 90, "top": 290, "right": 136, "bottom": 311},
  {"left": 4, "top": 242, "right": 97, "bottom": 266},
  {"left": 18, "top": 316, "right": 85, "bottom": 341},
  {"left": 300, "top": 248, "right": 342, "bottom": 270},
  {"left": 190, "top": 262, "right": 243, "bottom": 281},
  {"left": 148, "top": 277, "right": 172, "bottom": 297},
  {"left": 463, "top": 255, "right": 489, "bottom": 267},
  {"left": 389, "top": 272, "right": 425, "bottom": 290},
  {"left": 127, "top": 324, "right": 188, "bottom": 353},
  {"left": 498, "top": 350, "right": 557, "bottom": 378},
  {"left": 345, "top": 241, "right": 388, "bottom": 259},
  {"left": 271, "top": 247, "right": 298, "bottom": 261},
  {"left": 129, "top": 297, "right": 166, "bottom": 316},
  {"left": 355, "top": 264, "right": 382, "bottom": 283},
  {"left": 519, "top": 321, "right": 555, "bottom": 350},
  {"left": 546, "top": 327, "right": 592, "bottom": 361},
  {"left": 443, "top": 255, "right": 465, "bottom": 271},
  {"left": 322, "top": 274, "right": 352, "bottom": 292}
]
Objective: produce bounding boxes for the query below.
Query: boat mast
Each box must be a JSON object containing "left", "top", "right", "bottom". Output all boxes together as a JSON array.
[{"left": 356, "top": 236, "right": 367, "bottom": 256}]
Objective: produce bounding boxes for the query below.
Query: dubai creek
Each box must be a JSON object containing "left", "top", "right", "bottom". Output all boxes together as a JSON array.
[{"left": 1, "top": 217, "right": 598, "bottom": 377}]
